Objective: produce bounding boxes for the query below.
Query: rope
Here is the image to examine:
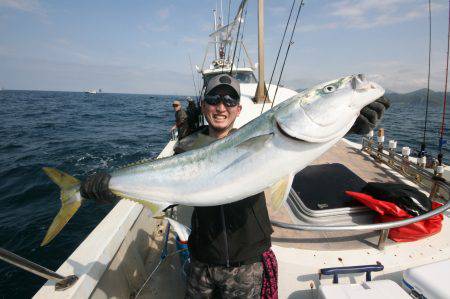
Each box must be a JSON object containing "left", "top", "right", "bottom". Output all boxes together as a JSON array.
[
  {"left": 229, "top": 4, "right": 245, "bottom": 75},
  {"left": 236, "top": 8, "right": 248, "bottom": 69},
  {"left": 271, "top": 0, "right": 305, "bottom": 109},
  {"left": 421, "top": 0, "right": 432, "bottom": 156},
  {"left": 134, "top": 248, "right": 188, "bottom": 298},
  {"left": 260, "top": 0, "right": 297, "bottom": 115},
  {"left": 439, "top": 0, "right": 450, "bottom": 160}
]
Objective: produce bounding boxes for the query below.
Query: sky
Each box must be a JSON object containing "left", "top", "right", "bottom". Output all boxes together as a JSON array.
[{"left": 0, "top": 0, "right": 449, "bottom": 94}]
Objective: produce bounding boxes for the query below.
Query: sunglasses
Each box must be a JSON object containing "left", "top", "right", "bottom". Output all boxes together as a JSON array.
[{"left": 204, "top": 95, "right": 239, "bottom": 107}]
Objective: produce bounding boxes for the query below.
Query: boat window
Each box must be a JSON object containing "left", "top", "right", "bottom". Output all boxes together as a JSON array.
[
  {"left": 203, "top": 72, "right": 257, "bottom": 86},
  {"left": 234, "top": 72, "right": 257, "bottom": 83}
]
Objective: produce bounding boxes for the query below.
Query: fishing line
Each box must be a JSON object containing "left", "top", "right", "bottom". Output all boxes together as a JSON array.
[
  {"left": 271, "top": 0, "right": 305, "bottom": 109},
  {"left": 220, "top": 0, "right": 233, "bottom": 74},
  {"left": 236, "top": 8, "right": 248, "bottom": 69},
  {"left": 188, "top": 54, "right": 200, "bottom": 100},
  {"left": 420, "top": 0, "right": 432, "bottom": 157},
  {"left": 134, "top": 248, "right": 188, "bottom": 298},
  {"left": 438, "top": 0, "right": 450, "bottom": 162},
  {"left": 260, "top": 0, "right": 297, "bottom": 115},
  {"left": 229, "top": 3, "right": 245, "bottom": 75},
  {"left": 225, "top": 0, "right": 232, "bottom": 62}
]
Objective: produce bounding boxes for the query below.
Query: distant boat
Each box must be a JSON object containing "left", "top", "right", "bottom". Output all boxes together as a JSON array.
[{"left": 84, "top": 89, "right": 102, "bottom": 94}]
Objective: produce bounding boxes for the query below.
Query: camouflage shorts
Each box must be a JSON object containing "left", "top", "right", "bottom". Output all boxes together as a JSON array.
[{"left": 185, "top": 258, "right": 263, "bottom": 299}]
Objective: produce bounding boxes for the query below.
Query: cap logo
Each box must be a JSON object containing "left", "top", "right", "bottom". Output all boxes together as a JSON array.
[{"left": 219, "top": 75, "right": 232, "bottom": 84}]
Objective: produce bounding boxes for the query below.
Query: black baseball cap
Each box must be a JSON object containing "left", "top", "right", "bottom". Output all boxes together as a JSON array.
[{"left": 205, "top": 74, "right": 240, "bottom": 100}]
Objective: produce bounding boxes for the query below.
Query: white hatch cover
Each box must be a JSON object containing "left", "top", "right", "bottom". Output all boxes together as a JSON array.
[
  {"left": 318, "top": 280, "right": 411, "bottom": 299},
  {"left": 403, "top": 259, "right": 450, "bottom": 299}
]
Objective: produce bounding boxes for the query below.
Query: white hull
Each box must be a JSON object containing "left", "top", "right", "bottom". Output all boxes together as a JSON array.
[{"left": 35, "top": 81, "right": 450, "bottom": 298}]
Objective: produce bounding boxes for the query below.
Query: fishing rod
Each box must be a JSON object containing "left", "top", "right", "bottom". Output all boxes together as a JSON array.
[
  {"left": 0, "top": 247, "right": 78, "bottom": 291},
  {"left": 438, "top": 0, "right": 450, "bottom": 166},
  {"left": 229, "top": 0, "right": 248, "bottom": 75},
  {"left": 420, "top": 0, "right": 433, "bottom": 158},
  {"left": 236, "top": 8, "right": 248, "bottom": 69},
  {"left": 260, "top": 0, "right": 297, "bottom": 115},
  {"left": 188, "top": 54, "right": 200, "bottom": 101},
  {"left": 271, "top": 0, "right": 305, "bottom": 109}
]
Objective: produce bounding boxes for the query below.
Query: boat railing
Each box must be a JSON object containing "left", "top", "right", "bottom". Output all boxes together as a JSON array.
[
  {"left": 272, "top": 136, "right": 449, "bottom": 250},
  {"left": 360, "top": 136, "right": 446, "bottom": 196}
]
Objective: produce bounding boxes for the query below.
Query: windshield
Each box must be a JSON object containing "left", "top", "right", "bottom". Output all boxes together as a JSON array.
[{"left": 203, "top": 71, "right": 257, "bottom": 87}]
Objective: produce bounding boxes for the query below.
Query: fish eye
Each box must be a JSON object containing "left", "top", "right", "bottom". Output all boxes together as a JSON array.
[{"left": 323, "top": 85, "right": 336, "bottom": 93}]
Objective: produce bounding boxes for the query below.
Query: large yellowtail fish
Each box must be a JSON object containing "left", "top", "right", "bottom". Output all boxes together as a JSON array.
[{"left": 42, "top": 74, "right": 384, "bottom": 245}]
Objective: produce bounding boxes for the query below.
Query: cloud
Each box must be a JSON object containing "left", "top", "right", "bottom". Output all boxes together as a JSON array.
[
  {"left": 298, "top": 22, "right": 338, "bottom": 33},
  {"left": 138, "top": 22, "right": 170, "bottom": 33},
  {"left": 140, "top": 40, "right": 169, "bottom": 48},
  {"left": 267, "top": 5, "right": 287, "bottom": 16},
  {"left": 0, "top": 44, "right": 12, "bottom": 55},
  {"left": 0, "top": 0, "right": 47, "bottom": 17},
  {"left": 182, "top": 36, "right": 204, "bottom": 44},
  {"left": 46, "top": 38, "right": 92, "bottom": 63},
  {"left": 157, "top": 7, "right": 170, "bottom": 20},
  {"left": 0, "top": 56, "right": 195, "bottom": 94},
  {"left": 301, "top": 0, "right": 446, "bottom": 32}
]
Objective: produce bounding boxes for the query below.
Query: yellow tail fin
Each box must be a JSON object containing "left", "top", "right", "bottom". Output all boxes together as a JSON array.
[
  {"left": 41, "top": 167, "right": 81, "bottom": 246},
  {"left": 268, "top": 173, "right": 294, "bottom": 210}
]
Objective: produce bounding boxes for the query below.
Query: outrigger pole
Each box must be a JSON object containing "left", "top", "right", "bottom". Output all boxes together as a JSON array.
[
  {"left": 0, "top": 247, "right": 78, "bottom": 291},
  {"left": 254, "top": 0, "right": 267, "bottom": 103}
]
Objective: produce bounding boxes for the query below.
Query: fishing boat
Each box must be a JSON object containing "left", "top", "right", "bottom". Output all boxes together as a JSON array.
[
  {"left": 30, "top": 1, "right": 450, "bottom": 298},
  {"left": 84, "top": 89, "right": 102, "bottom": 94}
]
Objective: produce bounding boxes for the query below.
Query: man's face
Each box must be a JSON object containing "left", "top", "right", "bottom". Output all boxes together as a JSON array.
[{"left": 201, "top": 87, "right": 242, "bottom": 134}]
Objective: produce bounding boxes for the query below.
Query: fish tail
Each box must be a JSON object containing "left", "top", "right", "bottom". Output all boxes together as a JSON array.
[{"left": 41, "top": 167, "right": 81, "bottom": 246}]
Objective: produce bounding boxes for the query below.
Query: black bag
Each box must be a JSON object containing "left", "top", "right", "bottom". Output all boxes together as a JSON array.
[{"left": 362, "top": 183, "right": 432, "bottom": 216}]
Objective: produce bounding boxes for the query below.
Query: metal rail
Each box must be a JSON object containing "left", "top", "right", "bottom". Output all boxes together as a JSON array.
[
  {"left": 0, "top": 247, "right": 78, "bottom": 291},
  {"left": 272, "top": 182, "right": 449, "bottom": 232},
  {"left": 271, "top": 139, "right": 449, "bottom": 236}
]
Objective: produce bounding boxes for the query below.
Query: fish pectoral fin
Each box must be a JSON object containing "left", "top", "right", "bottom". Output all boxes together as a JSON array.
[
  {"left": 236, "top": 133, "right": 274, "bottom": 150},
  {"left": 268, "top": 173, "right": 294, "bottom": 210},
  {"left": 114, "top": 193, "right": 170, "bottom": 215}
]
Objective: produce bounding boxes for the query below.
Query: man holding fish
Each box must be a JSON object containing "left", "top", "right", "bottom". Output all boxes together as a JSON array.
[
  {"left": 78, "top": 74, "right": 389, "bottom": 298},
  {"left": 41, "top": 73, "right": 389, "bottom": 299}
]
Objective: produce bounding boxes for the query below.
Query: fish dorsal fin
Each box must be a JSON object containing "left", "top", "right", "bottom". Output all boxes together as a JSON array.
[
  {"left": 236, "top": 133, "right": 274, "bottom": 150},
  {"left": 268, "top": 174, "right": 294, "bottom": 210}
]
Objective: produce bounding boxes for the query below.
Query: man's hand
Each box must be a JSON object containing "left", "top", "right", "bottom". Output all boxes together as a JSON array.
[
  {"left": 80, "top": 172, "right": 120, "bottom": 204},
  {"left": 348, "top": 96, "right": 390, "bottom": 135}
]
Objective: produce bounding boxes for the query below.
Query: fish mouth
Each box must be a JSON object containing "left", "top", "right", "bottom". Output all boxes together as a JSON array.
[{"left": 276, "top": 120, "right": 303, "bottom": 141}]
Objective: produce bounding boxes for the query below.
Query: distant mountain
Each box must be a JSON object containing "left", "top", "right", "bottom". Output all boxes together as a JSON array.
[
  {"left": 386, "top": 89, "right": 449, "bottom": 106},
  {"left": 294, "top": 86, "right": 448, "bottom": 106}
]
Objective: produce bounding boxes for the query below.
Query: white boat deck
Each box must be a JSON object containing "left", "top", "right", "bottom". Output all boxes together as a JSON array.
[
  {"left": 34, "top": 138, "right": 450, "bottom": 299},
  {"left": 137, "top": 140, "right": 450, "bottom": 298}
]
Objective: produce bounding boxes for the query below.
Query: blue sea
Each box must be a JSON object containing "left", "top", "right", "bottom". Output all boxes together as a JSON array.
[{"left": 0, "top": 90, "right": 448, "bottom": 298}]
